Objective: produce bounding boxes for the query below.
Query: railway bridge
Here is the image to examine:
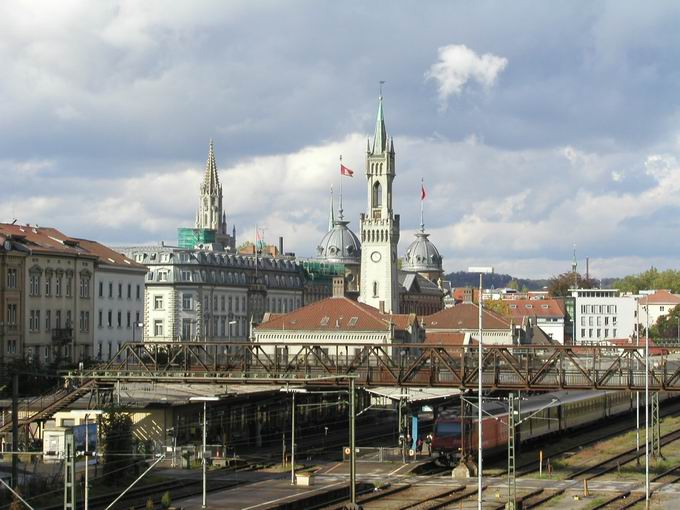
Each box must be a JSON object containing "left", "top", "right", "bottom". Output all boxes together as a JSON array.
[{"left": 68, "top": 340, "right": 680, "bottom": 392}]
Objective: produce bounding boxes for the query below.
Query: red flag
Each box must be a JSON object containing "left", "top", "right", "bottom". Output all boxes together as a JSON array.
[
  {"left": 421, "top": 183, "right": 426, "bottom": 200},
  {"left": 340, "top": 164, "right": 354, "bottom": 177}
]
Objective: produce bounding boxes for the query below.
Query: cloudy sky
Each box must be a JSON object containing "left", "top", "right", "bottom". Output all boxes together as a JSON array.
[{"left": 2, "top": 1, "right": 680, "bottom": 279}]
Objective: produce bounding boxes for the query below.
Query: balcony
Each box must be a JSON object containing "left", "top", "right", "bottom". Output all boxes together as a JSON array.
[{"left": 52, "top": 328, "right": 73, "bottom": 345}]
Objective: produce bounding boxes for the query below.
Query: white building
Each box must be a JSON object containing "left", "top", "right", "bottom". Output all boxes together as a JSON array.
[
  {"left": 637, "top": 289, "right": 680, "bottom": 331},
  {"left": 124, "top": 246, "right": 304, "bottom": 342},
  {"left": 570, "top": 289, "right": 636, "bottom": 343},
  {"left": 79, "top": 239, "right": 147, "bottom": 361}
]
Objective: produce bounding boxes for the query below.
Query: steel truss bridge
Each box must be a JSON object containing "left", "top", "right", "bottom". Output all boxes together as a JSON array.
[{"left": 68, "top": 341, "right": 680, "bottom": 392}]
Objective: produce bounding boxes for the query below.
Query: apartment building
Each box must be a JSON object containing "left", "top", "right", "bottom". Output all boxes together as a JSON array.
[{"left": 570, "top": 288, "right": 636, "bottom": 343}]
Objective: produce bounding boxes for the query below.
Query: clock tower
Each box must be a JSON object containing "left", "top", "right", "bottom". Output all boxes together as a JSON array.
[{"left": 359, "top": 94, "right": 400, "bottom": 313}]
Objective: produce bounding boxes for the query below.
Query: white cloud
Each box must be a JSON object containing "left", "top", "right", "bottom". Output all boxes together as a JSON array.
[{"left": 425, "top": 44, "right": 507, "bottom": 106}]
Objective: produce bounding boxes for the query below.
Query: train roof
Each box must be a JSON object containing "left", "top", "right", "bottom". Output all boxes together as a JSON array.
[{"left": 436, "top": 390, "right": 616, "bottom": 420}]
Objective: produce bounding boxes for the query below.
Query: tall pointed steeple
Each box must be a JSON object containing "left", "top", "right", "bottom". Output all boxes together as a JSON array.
[
  {"left": 196, "top": 140, "right": 224, "bottom": 231},
  {"left": 328, "top": 186, "right": 335, "bottom": 231},
  {"left": 202, "top": 139, "right": 220, "bottom": 194},
  {"left": 372, "top": 95, "right": 387, "bottom": 155}
]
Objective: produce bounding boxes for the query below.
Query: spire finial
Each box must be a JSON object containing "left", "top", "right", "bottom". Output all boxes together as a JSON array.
[
  {"left": 328, "top": 185, "right": 335, "bottom": 231},
  {"left": 379, "top": 80, "right": 385, "bottom": 99},
  {"left": 372, "top": 86, "right": 387, "bottom": 154}
]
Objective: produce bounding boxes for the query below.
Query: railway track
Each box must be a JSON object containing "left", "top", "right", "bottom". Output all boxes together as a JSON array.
[
  {"left": 499, "top": 398, "right": 680, "bottom": 478},
  {"left": 589, "top": 464, "right": 680, "bottom": 509}
]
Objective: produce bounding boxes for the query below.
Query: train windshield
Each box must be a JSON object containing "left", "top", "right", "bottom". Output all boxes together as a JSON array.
[{"left": 434, "top": 421, "right": 461, "bottom": 437}]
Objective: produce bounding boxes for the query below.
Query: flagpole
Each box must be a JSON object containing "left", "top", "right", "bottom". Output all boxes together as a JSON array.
[
  {"left": 420, "top": 178, "right": 424, "bottom": 232},
  {"left": 339, "top": 155, "right": 343, "bottom": 219}
]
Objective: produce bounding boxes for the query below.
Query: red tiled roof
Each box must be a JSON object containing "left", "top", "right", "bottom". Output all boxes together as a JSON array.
[
  {"left": 423, "top": 331, "right": 469, "bottom": 345},
  {"left": 0, "top": 223, "right": 143, "bottom": 270},
  {"left": 505, "top": 298, "right": 566, "bottom": 320},
  {"left": 638, "top": 290, "right": 680, "bottom": 306},
  {"left": 423, "top": 303, "right": 510, "bottom": 330},
  {"left": 256, "top": 296, "right": 414, "bottom": 332}
]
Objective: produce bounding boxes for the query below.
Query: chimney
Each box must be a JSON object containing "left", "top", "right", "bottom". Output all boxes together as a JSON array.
[
  {"left": 279, "top": 236, "right": 284, "bottom": 256},
  {"left": 379, "top": 300, "right": 385, "bottom": 314},
  {"left": 332, "top": 276, "right": 346, "bottom": 298}
]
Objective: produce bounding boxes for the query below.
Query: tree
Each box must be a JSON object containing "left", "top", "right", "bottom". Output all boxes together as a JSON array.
[
  {"left": 547, "top": 272, "right": 597, "bottom": 297},
  {"left": 615, "top": 268, "right": 680, "bottom": 294},
  {"left": 484, "top": 299, "right": 511, "bottom": 317},
  {"left": 161, "top": 491, "right": 172, "bottom": 509},
  {"left": 101, "top": 406, "right": 135, "bottom": 484},
  {"left": 146, "top": 497, "right": 155, "bottom": 510},
  {"left": 650, "top": 304, "right": 680, "bottom": 339}
]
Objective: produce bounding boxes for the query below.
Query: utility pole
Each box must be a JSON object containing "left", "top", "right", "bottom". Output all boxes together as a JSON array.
[
  {"left": 506, "top": 393, "right": 516, "bottom": 510},
  {"left": 11, "top": 372, "right": 18, "bottom": 489},
  {"left": 291, "top": 392, "right": 296, "bottom": 485},
  {"left": 64, "top": 430, "right": 76, "bottom": 510},
  {"left": 349, "top": 378, "right": 357, "bottom": 509}
]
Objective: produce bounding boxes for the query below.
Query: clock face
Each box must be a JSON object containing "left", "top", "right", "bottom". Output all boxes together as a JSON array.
[{"left": 371, "top": 251, "right": 382, "bottom": 263}]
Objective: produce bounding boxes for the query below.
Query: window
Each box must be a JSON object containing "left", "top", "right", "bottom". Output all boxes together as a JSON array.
[
  {"left": 158, "top": 271, "right": 168, "bottom": 282},
  {"left": 80, "top": 311, "right": 88, "bottom": 332},
  {"left": 661, "top": 306, "right": 665, "bottom": 312},
  {"left": 136, "top": 285, "right": 141, "bottom": 299},
  {"left": 29, "top": 310, "right": 36, "bottom": 331},
  {"left": 589, "top": 316, "right": 594, "bottom": 326},
  {"left": 154, "top": 320, "right": 163, "bottom": 337},
  {"left": 80, "top": 276, "right": 90, "bottom": 298},
  {"left": 55, "top": 276, "right": 62, "bottom": 296},
  {"left": 127, "top": 284, "right": 131, "bottom": 299},
  {"left": 107, "top": 310, "right": 112, "bottom": 328},
  {"left": 604, "top": 328, "right": 609, "bottom": 338},
  {"left": 580, "top": 317, "right": 586, "bottom": 326},
  {"left": 109, "top": 282, "right": 113, "bottom": 298},
  {"left": 182, "top": 293, "right": 193, "bottom": 310},
  {"left": 7, "top": 304, "right": 17, "bottom": 325},
  {"left": 235, "top": 298, "right": 240, "bottom": 313},
  {"left": 604, "top": 316, "right": 609, "bottom": 326},
  {"left": 56, "top": 310, "right": 61, "bottom": 328},
  {"left": 66, "top": 276, "right": 72, "bottom": 297},
  {"left": 118, "top": 283, "right": 122, "bottom": 298},
  {"left": 135, "top": 311, "right": 140, "bottom": 324},
  {"left": 99, "top": 282, "right": 104, "bottom": 297},
  {"left": 221, "top": 296, "right": 225, "bottom": 311},
  {"left": 126, "top": 311, "right": 131, "bottom": 328},
  {"left": 45, "top": 275, "right": 51, "bottom": 296},
  {"left": 581, "top": 328, "right": 586, "bottom": 338},
  {"left": 98, "top": 310, "right": 103, "bottom": 328},
  {"left": 45, "top": 310, "right": 51, "bottom": 330},
  {"left": 6, "top": 268, "right": 17, "bottom": 288},
  {"left": 117, "top": 311, "right": 122, "bottom": 328},
  {"left": 597, "top": 328, "right": 601, "bottom": 338},
  {"left": 66, "top": 310, "right": 71, "bottom": 327},
  {"left": 372, "top": 281, "right": 379, "bottom": 297},
  {"left": 29, "top": 274, "right": 41, "bottom": 296},
  {"left": 372, "top": 181, "right": 383, "bottom": 208},
  {"left": 228, "top": 297, "right": 233, "bottom": 311},
  {"left": 154, "top": 295, "right": 163, "bottom": 310}
]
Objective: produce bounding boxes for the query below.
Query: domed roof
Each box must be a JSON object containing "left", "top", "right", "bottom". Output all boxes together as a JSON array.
[
  {"left": 403, "top": 231, "right": 443, "bottom": 273},
  {"left": 316, "top": 220, "right": 361, "bottom": 264}
]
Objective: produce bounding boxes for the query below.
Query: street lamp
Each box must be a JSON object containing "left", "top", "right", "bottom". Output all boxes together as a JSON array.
[
  {"left": 279, "top": 388, "right": 308, "bottom": 485},
  {"left": 468, "top": 265, "right": 493, "bottom": 510},
  {"left": 132, "top": 322, "right": 144, "bottom": 343},
  {"left": 189, "top": 396, "right": 220, "bottom": 509}
]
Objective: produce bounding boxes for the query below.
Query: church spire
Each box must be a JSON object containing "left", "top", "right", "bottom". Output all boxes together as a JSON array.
[
  {"left": 328, "top": 185, "right": 335, "bottom": 231},
  {"left": 202, "top": 139, "right": 220, "bottom": 194},
  {"left": 372, "top": 94, "right": 387, "bottom": 155}
]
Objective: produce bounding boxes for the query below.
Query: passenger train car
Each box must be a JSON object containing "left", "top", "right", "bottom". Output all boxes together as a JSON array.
[{"left": 431, "top": 391, "right": 667, "bottom": 465}]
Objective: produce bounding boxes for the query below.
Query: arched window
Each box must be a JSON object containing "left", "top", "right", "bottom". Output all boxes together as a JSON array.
[{"left": 372, "top": 181, "right": 382, "bottom": 208}]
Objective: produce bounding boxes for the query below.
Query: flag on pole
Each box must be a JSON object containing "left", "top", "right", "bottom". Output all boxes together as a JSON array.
[
  {"left": 421, "top": 181, "right": 427, "bottom": 200},
  {"left": 340, "top": 164, "right": 354, "bottom": 177}
]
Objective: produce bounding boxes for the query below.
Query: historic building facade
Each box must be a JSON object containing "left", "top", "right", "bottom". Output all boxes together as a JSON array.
[
  {"left": 0, "top": 234, "right": 26, "bottom": 363},
  {"left": 124, "top": 246, "right": 305, "bottom": 342}
]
